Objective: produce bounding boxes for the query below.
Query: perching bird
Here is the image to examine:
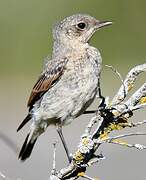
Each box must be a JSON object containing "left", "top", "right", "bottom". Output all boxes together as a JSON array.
[{"left": 17, "top": 14, "right": 112, "bottom": 161}]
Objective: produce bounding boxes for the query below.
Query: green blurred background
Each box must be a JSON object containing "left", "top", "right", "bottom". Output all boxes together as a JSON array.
[
  {"left": 1, "top": 0, "right": 146, "bottom": 76},
  {"left": 0, "top": 0, "right": 146, "bottom": 180}
]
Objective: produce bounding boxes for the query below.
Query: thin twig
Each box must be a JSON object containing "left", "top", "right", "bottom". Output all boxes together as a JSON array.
[
  {"left": 51, "top": 142, "right": 57, "bottom": 175},
  {"left": 105, "top": 64, "right": 126, "bottom": 102},
  {"left": 108, "top": 140, "right": 146, "bottom": 150},
  {"left": 127, "top": 120, "right": 146, "bottom": 127},
  {"left": 84, "top": 116, "right": 97, "bottom": 135},
  {"left": 105, "top": 132, "right": 146, "bottom": 142},
  {"left": 130, "top": 103, "right": 146, "bottom": 111}
]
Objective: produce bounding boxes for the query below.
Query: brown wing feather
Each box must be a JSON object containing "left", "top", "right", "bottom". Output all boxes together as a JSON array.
[{"left": 27, "top": 58, "right": 68, "bottom": 110}]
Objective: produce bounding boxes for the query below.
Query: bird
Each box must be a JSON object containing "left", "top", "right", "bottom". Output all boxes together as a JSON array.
[{"left": 17, "top": 14, "right": 112, "bottom": 161}]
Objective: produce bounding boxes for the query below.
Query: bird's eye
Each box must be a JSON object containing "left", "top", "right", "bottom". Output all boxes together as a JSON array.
[{"left": 76, "top": 22, "right": 87, "bottom": 30}]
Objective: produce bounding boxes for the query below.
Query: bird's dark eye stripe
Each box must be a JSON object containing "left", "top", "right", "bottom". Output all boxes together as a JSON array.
[{"left": 77, "top": 22, "right": 86, "bottom": 30}]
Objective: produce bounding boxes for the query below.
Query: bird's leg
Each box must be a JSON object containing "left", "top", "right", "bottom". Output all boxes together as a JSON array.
[
  {"left": 84, "top": 80, "right": 106, "bottom": 115},
  {"left": 56, "top": 125, "right": 72, "bottom": 163},
  {"left": 97, "top": 78, "right": 106, "bottom": 109},
  {"left": 83, "top": 110, "right": 96, "bottom": 114}
]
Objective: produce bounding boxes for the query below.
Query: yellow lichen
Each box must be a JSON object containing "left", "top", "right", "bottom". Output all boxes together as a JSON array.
[
  {"left": 94, "top": 177, "right": 100, "bottom": 180},
  {"left": 111, "top": 139, "right": 128, "bottom": 145},
  {"left": 77, "top": 172, "right": 85, "bottom": 177},
  {"left": 82, "top": 137, "right": 89, "bottom": 145},
  {"left": 74, "top": 151, "right": 84, "bottom": 162},
  {"left": 140, "top": 96, "right": 146, "bottom": 104},
  {"left": 128, "top": 83, "right": 133, "bottom": 91},
  {"left": 100, "top": 132, "right": 108, "bottom": 140},
  {"left": 77, "top": 172, "right": 100, "bottom": 180},
  {"left": 110, "top": 123, "right": 124, "bottom": 130},
  {"left": 99, "top": 121, "right": 129, "bottom": 141},
  {"left": 112, "top": 111, "right": 120, "bottom": 116}
]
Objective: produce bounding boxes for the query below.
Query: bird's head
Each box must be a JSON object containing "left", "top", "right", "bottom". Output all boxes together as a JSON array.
[{"left": 53, "top": 14, "right": 112, "bottom": 44}]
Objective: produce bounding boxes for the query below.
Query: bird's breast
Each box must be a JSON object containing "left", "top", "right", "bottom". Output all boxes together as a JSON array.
[
  {"left": 58, "top": 48, "right": 101, "bottom": 118},
  {"left": 65, "top": 46, "right": 102, "bottom": 89}
]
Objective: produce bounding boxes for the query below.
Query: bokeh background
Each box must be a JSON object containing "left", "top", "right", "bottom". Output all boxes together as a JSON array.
[{"left": 0, "top": 0, "right": 146, "bottom": 180}]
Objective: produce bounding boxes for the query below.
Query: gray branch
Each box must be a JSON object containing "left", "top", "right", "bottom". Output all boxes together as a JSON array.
[{"left": 49, "top": 63, "right": 146, "bottom": 180}]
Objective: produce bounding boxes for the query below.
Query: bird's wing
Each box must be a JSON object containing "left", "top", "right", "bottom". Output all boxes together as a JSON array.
[{"left": 27, "top": 57, "right": 68, "bottom": 110}]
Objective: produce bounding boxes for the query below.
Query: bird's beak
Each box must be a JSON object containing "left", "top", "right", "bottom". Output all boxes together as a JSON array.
[{"left": 95, "top": 20, "right": 113, "bottom": 30}]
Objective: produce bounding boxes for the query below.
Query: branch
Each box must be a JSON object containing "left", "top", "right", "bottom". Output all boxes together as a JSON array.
[
  {"left": 126, "top": 83, "right": 146, "bottom": 107},
  {"left": 108, "top": 140, "right": 146, "bottom": 150},
  {"left": 104, "top": 132, "right": 146, "bottom": 142},
  {"left": 112, "top": 63, "right": 146, "bottom": 105},
  {"left": 49, "top": 63, "right": 146, "bottom": 180}
]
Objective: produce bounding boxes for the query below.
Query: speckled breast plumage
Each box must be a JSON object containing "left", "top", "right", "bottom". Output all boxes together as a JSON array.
[{"left": 33, "top": 46, "right": 102, "bottom": 125}]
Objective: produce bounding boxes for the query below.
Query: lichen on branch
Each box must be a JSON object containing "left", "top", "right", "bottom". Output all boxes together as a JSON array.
[{"left": 50, "top": 63, "right": 146, "bottom": 180}]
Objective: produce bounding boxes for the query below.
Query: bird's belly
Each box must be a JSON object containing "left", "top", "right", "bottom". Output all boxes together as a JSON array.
[{"left": 35, "top": 72, "right": 98, "bottom": 124}]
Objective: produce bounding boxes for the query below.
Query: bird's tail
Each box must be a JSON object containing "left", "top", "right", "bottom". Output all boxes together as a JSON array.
[
  {"left": 17, "top": 114, "right": 32, "bottom": 132},
  {"left": 18, "top": 132, "right": 38, "bottom": 161}
]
